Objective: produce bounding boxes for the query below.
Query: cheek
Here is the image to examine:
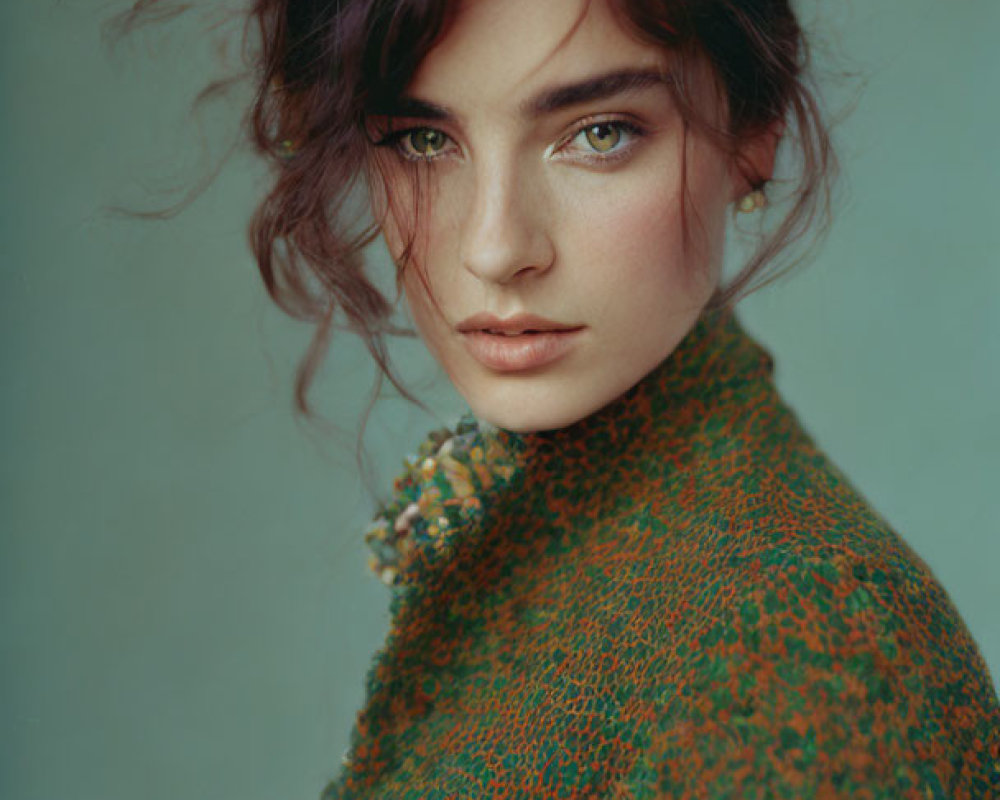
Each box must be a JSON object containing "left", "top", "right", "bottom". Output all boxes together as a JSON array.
[
  {"left": 571, "top": 173, "right": 691, "bottom": 296},
  {"left": 373, "top": 176, "right": 452, "bottom": 330},
  {"left": 378, "top": 170, "right": 464, "bottom": 281},
  {"left": 559, "top": 160, "right": 728, "bottom": 334},
  {"left": 596, "top": 160, "right": 728, "bottom": 293},
  {"left": 370, "top": 157, "right": 440, "bottom": 261}
]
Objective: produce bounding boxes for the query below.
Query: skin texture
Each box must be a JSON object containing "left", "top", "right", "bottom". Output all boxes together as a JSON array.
[{"left": 372, "top": 0, "right": 772, "bottom": 432}]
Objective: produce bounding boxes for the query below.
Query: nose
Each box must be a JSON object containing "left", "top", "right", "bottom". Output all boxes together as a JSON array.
[{"left": 459, "top": 158, "right": 555, "bottom": 285}]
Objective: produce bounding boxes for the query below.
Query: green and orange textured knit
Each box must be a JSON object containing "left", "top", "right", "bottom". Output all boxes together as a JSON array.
[{"left": 327, "top": 308, "right": 1000, "bottom": 799}]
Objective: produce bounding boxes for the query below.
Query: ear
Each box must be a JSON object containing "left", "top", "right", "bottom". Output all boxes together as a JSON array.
[{"left": 730, "top": 120, "right": 785, "bottom": 200}]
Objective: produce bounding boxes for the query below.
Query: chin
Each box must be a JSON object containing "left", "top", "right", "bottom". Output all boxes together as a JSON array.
[
  {"left": 481, "top": 412, "right": 570, "bottom": 434},
  {"left": 475, "top": 408, "right": 580, "bottom": 434},
  {"left": 464, "top": 380, "right": 619, "bottom": 434},
  {"left": 450, "top": 345, "right": 675, "bottom": 434}
]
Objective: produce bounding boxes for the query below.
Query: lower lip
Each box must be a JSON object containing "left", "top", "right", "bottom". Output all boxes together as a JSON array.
[{"left": 460, "top": 329, "right": 583, "bottom": 372}]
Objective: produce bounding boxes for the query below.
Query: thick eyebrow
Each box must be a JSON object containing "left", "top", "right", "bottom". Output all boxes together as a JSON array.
[
  {"left": 376, "top": 68, "right": 672, "bottom": 122},
  {"left": 373, "top": 95, "right": 451, "bottom": 121},
  {"left": 524, "top": 68, "right": 673, "bottom": 116}
]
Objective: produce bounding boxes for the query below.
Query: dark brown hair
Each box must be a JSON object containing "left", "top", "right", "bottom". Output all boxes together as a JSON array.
[{"left": 116, "top": 0, "right": 834, "bottom": 414}]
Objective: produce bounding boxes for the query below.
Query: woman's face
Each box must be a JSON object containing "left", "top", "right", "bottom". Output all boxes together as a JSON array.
[{"left": 372, "top": 0, "right": 750, "bottom": 432}]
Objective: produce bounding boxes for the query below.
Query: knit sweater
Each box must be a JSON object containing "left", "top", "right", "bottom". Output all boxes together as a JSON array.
[{"left": 327, "top": 308, "right": 1000, "bottom": 799}]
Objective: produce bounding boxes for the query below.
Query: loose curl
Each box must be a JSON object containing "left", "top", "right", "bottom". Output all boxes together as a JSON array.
[{"left": 116, "top": 0, "right": 834, "bottom": 415}]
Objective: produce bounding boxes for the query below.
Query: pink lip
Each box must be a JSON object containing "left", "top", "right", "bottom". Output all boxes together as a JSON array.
[{"left": 456, "top": 313, "right": 584, "bottom": 372}]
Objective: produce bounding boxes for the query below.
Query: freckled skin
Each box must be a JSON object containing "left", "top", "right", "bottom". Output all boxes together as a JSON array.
[{"left": 373, "top": 0, "right": 749, "bottom": 433}]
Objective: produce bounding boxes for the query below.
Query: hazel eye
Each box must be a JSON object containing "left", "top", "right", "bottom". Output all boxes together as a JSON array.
[
  {"left": 554, "top": 118, "right": 645, "bottom": 164},
  {"left": 403, "top": 127, "right": 451, "bottom": 158},
  {"left": 583, "top": 123, "right": 622, "bottom": 153},
  {"left": 372, "top": 124, "right": 457, "bottom": 162}
]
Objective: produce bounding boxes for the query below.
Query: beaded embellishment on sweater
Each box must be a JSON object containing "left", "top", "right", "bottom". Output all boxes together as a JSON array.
[{"left": 365, "top": 415, "right": 525, "bottom": 590}]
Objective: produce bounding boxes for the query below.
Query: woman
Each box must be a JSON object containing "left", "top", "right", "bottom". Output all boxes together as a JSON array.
[{"left": 130, "top": 0, "right": 999, "bottom": 796}]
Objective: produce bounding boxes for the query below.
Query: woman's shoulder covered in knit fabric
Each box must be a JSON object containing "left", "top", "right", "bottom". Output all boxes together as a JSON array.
[
  {"left": 624, "top": 543, "right": 1000, "bottom": 798},
  {"left": 336, "top": 316, "right": 1000, "bottom": 798},
  {"left": 633, "top": 392, "right": 1000, "bottom": 796},
  {"left": 350, "top": 411, "right": 1000, "bottom": 798}
]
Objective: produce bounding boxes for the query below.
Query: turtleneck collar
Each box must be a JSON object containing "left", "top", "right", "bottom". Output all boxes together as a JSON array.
[
  {"left": 365, "top": 306, "right": 775, "bottom": 592},
  {"left": 491, "top": 305, "right": 774, "bottom": 465}
]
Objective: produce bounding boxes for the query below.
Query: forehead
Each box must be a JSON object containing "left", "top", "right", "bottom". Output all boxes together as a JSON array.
[{"left": 406, "top": 0, "right": 670, "bottom": 112}]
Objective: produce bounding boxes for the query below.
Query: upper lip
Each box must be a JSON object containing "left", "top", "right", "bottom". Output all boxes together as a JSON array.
[{"left": 456, "top": 313, "right": 583, "bottom": 335}]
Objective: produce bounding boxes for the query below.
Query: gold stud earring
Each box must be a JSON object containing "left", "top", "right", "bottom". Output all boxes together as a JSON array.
[{"left": 738, "top": 189, "right": 767, "bottom": 213}]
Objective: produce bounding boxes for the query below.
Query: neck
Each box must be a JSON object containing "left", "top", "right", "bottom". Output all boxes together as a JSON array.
[
  {"left": 366, "top": 305, "right": 775, "bottom": 590},
  {"left": 491, "top": 306, "right": 773, "bottom": 471}
]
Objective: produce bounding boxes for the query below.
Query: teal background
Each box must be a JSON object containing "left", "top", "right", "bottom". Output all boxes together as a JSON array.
[{"left": 2, "top": 1, "right": 997, "bottom": 798}]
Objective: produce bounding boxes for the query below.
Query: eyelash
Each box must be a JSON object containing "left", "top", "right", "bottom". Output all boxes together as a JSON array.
[
  {"left": 374, "top": 127, "right": 460, "bottom": 162},
  {"left": 374, "top": 117, "right": 647, "bottom": 166},
  {"left": 554, "top": 117, "right": 646, "bottom": 166}
]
